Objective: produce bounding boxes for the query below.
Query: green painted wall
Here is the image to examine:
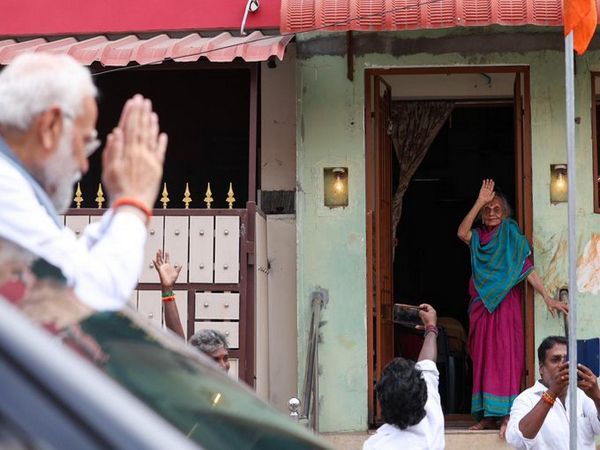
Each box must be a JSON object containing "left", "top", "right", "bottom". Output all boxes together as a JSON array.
[{"left": 296, "top": 31, "right": 600, "bottom": 432}]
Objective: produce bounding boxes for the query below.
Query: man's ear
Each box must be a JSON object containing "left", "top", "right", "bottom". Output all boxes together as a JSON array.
[{"left": 37, "top": 106, "right": 63, "bottom": 155}]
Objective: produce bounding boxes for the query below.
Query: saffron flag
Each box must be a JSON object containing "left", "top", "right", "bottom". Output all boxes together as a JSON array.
[{"left": 564, "top": 0, "right": 598, "bottom": 54}]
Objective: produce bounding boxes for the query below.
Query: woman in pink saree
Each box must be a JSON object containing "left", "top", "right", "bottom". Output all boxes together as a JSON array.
[{"left": 457, "top": 179, "right": 569, "bottom": 437}]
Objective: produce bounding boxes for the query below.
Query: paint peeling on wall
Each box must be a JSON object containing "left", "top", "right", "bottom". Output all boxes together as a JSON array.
[
  {"left": 533, "top": 233, "right": 567, "bottom": 293},
  {"left": 336, "top": 334, "right": 357, "bottom": 350},
  {"left": 577, "top": 233, "right": 600, "bottom": 294}
]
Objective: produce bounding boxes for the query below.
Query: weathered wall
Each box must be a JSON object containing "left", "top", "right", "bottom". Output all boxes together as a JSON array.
[
  {"left": 296, "top": 29, "right": 600, "bottom": 432},
  {"left": 260, "top": 46, "right": 299, "bottom": 412},
  {"left": 262, "top": 45, "right": 297, "bottom": 192}
]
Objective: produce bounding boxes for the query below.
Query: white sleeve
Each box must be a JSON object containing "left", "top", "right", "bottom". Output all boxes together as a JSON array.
[
  {"left": 65, "top": 210, "right": 147, "bottom": 310},
  {"left": 582, "top": 395, "right": 600, "bottom": 435},
  {"left": 506, "top": 393, "right": 536, "bottom": 450},
  {"left": 0, "top": 163, "right": 146, "bottom": 311}
]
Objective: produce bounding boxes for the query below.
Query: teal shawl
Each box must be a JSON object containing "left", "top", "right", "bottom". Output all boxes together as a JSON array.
[{"left": 470, "top": 218, "right": 532, "bottom": 314}]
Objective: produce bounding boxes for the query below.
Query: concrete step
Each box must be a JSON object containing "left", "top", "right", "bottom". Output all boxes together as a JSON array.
[
  {"left": 322, "top": 430, "right": 600, "bottom": 449},
  {"left": 322, "top": 430, "right": 511, "bottom": 450}
]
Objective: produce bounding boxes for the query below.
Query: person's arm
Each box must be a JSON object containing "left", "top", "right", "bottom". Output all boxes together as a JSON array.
[
  {"left": 517, "top": 363, "right": 569, "bottom": 438},
  {"left": 457, "top": 179, "right": 495, "bottom": 245},
  {"left": 153, "top": 249, "right": 185, "bottom": 339},
  {"left": 417, "top": 303, "right": 437, "bottom": 363},
  {"left": 526, "top": 269, "right": 569, "bottom": 317},
  {"left": 163, "top": 301, "right": 185, "bottom": 339}
]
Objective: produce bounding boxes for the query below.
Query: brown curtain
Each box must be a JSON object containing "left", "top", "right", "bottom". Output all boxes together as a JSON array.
[{"left": 388, "top": 101, "right": 454, "bottom": 241}]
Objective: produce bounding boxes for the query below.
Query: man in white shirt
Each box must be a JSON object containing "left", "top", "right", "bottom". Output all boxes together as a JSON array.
[
  {"left": 363, "top": 304, "right": 445, "bottom": 450},
  {"left": 506, "top": 335, "right": 600, "bottom": 449},
  {"left": 0, "top": 53, "right": 167, "bottom": 310}
]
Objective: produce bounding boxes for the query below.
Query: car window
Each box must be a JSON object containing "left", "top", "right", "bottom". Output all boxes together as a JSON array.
[
  {"left": 0, "top": 238, "right": 328, "bottom": 450},
  {"left": 65, "top": 310, "right": 319, "bottom": 449},
  {"left": 0, "top": 413, "right": 53, "bottom": 450}
]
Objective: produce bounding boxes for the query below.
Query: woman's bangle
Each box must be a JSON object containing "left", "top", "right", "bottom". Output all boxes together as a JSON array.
[
  {"left": 424, "top": 324, "right": 438, "bottom": 337},
  {"left": 162, "top": 295, "right": 176, "bottom": 302},
  {"left": 113, "top": 197, "right": 152, "bottom": 225},
  {"left": 541, "top": 391, "right": 555, "bottom": 406},
  {"left": 162, "top": 291, "right": 174, "bottom": 298}
]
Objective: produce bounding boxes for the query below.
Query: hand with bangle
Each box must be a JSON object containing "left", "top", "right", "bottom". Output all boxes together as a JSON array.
[
  {"left": 417, "top": 303, "right": 438, "bottom": 337},
  {"left": 153, "top": 249, "right": 182, "bottom": 299}
]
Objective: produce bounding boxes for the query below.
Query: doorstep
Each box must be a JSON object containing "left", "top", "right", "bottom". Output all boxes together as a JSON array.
[{"left": 321, "top": 429, "right": 511, "bottom": 450}]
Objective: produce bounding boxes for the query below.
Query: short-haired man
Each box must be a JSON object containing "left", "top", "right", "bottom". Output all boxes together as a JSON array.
[
  {"left": 0, "top": 53, "right": 167, "bottom": 310},
  {"left": 506, "top": 335, "right": 600, "bottom": 449},
  {"left": 363, "top": 304, "right": 444, "bottom": 450}
]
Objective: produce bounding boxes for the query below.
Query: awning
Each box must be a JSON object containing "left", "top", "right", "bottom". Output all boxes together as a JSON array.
[
  {"left": 280, "top": 0, "right": 596, "bottom": 33},
  {"left": 0, "top": 32, "right": 293, "bottom": 66}
]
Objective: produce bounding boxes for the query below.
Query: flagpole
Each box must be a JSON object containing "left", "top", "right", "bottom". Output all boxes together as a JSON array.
[{"left": 564, "top": 30, "right": 578, "bottom": 450}]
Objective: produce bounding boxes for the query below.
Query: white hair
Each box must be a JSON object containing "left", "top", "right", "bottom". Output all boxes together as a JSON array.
[{"left": 0, "top": 52, "right": 97, "bottom": 131}]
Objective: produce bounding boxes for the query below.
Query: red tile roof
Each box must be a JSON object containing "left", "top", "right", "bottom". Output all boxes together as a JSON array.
[
  {"left": 281, "top": 0, "right": 582, "bottom": 32},
  {"left": 0, "top": 32, "right": 293, "bottom": 66}
]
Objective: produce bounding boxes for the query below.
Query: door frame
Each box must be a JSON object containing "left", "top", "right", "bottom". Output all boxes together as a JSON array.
[{"left": 364, "top": 65, "right": 534, "bottom": 424}]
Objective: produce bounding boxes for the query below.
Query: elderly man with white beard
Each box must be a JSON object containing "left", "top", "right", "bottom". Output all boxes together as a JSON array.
[{"left": 0, "top": 53, "right": 168, "bottom": 310}]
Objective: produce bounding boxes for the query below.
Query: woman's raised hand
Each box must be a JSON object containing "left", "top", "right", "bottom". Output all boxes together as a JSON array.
[{"left": 477, "top": 179, "right": 495, "bottom": 205}]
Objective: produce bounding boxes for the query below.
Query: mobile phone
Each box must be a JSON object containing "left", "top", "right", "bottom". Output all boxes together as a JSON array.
[{"left": 393, "top": 303, "right": 425, "bottom": 327}]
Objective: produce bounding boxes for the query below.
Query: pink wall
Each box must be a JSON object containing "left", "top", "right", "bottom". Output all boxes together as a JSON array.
[{"left": 1, "top": 0, "right": 280, "bottom": 37}]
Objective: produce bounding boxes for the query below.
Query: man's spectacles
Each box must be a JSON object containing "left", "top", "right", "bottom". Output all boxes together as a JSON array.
[
  {"left": 84, "top": 130, "right": 101, "bottom": 158},
  {"left": 61, "top": 111, "right": 101, "bottom": 158}
]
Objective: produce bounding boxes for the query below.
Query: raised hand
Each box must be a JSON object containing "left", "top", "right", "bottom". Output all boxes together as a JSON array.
[
  {"left": 477, "top": 179, "right": 495, "bottom": 205},
  {"left": 102, "top": 94, "right": 168, "bottom": 210},
  {"left": 153, "top": 249, "right": 182, "bottom": 292},
  {"left": 418, "top": 303, "right": 437, "bottom": 327},
  {"left": 577, "top": 364, "right": 600, "bottom": 401},
  {"left": 548, "top": 361, "right": 570, "bottom": 398}
]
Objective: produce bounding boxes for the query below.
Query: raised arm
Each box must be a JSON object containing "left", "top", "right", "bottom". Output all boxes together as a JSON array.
[
  {"left": 417, "top": 304, "right": 438, "bottom": 363},
  {"left": 526, "top": 270, "right": 569, "bottom": 317},
  {"left": 153, "top": 249, "right": 185, "bottom": 339},
  {"left": 457, "top": 179, "right": 495, "bottom": 245},
  {"left": 515, "top": 362, "right": 569, "bottom": 439}
]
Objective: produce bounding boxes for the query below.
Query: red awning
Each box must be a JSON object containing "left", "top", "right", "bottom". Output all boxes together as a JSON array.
[
  {"left": 0, "top": 32, "right": 293, "bottom": 66},
  {"left": 280, "top": 0, "right": 598, "bottom": 33}
]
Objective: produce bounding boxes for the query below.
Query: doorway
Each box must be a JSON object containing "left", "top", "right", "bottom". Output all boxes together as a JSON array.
[
  {"left": 78, "top": 62, "right": 256, "bottom": 209},
  {"left": 365, "top": 67, "right": 534, "bottom": 425}
]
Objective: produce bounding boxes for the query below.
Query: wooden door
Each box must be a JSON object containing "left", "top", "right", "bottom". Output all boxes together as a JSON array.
[
  {"left": 370, "top": 76, "right": 394, "bottom": 422},
  {"left": 514, "top": 71, "right": 536, "bottom": 387}
]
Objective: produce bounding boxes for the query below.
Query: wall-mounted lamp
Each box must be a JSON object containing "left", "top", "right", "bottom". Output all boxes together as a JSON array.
[
  {"left": 324, "top": 167, "right": 348, "bottom": 208},
  {"left": 550, "top": 164, "right": 568, "bottom": 203}
]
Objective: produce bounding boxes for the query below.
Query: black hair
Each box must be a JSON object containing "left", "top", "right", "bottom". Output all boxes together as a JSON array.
[
  {"left": 538, "top": 335, "right": 568, "bottom": 364},
  {"left": 376, "top": 357, "right": 427, "bottom": 430}
]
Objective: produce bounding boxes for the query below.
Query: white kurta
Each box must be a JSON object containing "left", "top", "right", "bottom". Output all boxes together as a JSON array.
[
  {"left": 0, "top": 155, "right": 147, "bottom": 311},
  {"left": 506, "top": 380, "right": 600, "bottom": 450},
  {"left": 363, "top": 359, "right": 445, "bottom": 450}
]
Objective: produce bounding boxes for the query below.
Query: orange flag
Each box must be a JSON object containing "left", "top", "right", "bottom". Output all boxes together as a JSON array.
[{"left": 564, "top": 0, "right": 598, "bottom": 54}]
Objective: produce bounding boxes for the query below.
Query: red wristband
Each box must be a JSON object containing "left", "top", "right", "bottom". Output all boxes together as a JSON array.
[
  {"left": 541, "top": 391, "right": 555, "bottom": 406},
  {"left": 162, "top": 295, "right": 175, "bottom": 302},
  {"left": 424, "top": 324, "right": 438, "bottom": 336},
  {"left": 113, "top": 197, "right": 152, "bottom": 225}
]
